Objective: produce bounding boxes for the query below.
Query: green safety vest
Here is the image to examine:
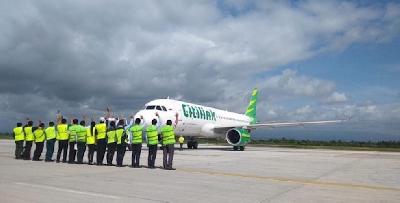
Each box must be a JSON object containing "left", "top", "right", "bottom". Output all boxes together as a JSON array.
[
  {"left": 129, "top": 124, "right": 143, "bottom": 144},
  {"left": 95, "top": 123, "right": 107, "bottom": 139},
  {"left": 24, "top": 126, "right": 34, "bottom": 141},
  {"left": 34, "top": 128, "right": 45, "bottom": 143},
  {"left": 57, "top": 124, "right": 69, "bottom": 140},
  {"left": 13, "top": 127, "right": 24, "bottom": 141},
  {"left": 86, "top": 127, "right": 95, "bottom": 145},
  {"left": 45, "top": 127, "right": 56, "bottom": 140},
  {"left": 146, "top": 125, "right": 158, "bottom": 145},
  {"left": 77, "top": 125, "right": 86, "bottom": 143},
  {"left": 116, "top": 128, "right": 125, "bottom": 144},
  {"left": 68, "top": 124, "right": 80, "bottom": 142},
  {"left": 161, "top": 125, "right": 176, "bottom": 145},
  {"left": 107, "top": 129, "right": 116, "bottom": 144}
]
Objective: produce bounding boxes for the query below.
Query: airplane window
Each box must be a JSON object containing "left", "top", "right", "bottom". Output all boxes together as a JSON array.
[
  {"left": 146, "top": 105, "right": 155, "bottom": 110},
  {"left": 162, "top": 106, "right": 167, "bottom": 111},
  {"left": 156, "top": 106, "right": 162, "bottom": 111}
]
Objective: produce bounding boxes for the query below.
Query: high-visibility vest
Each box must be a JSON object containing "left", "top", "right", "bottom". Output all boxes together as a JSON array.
[
  {"left": 13, "top": 127, "right": 24, "bottom": 141},
  {"left": 178, "top": 136, "right": 184, "bottom": 144},
  {"left": 77, "top": 126, "right": 86, "bottom": 143},
  {"left": 146, "top": 125, "right": 158, "bottom": 145},
  {"left": 129, "top": 124, "right": 143, "bottom": 144},
  {"left": 161, "top": 125, "right": 176, "bottom": 145},
  {"left": 34, "top": 128, "right": 45, "bottom": 143},
  {"left": 57, "top": 124, "right": 69, "bottom": 140},
  {"left": 45, "top": 127, "right": 56, "bottom": 140},
  {"left": 95, "top": 123, "right": 106, "bottom": 139},
  {"left": 24, "top": 126, "right": 34, "bottom": 141},
  {"left": 116, "top": 128, "right": 125, "bottom": 144},
  {"left": 68, "top": 125, "right": 80, "bottom": 142},
  {"left": 107, "top": 129, "right": 116, "bottom": 144},
  {"left": 86, "top": 127, "right": 95, "bottom": 145}
]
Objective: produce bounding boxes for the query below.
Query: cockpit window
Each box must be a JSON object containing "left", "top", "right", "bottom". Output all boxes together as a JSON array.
[
  {"left": 146, "top": 105, "right": 155, "bottom": 110},
  {"left": 161, "top": 106, "right": 167, "bottom": 111},
  {"left": 156, "top": 106, "right": 162, "bottom": 111}
]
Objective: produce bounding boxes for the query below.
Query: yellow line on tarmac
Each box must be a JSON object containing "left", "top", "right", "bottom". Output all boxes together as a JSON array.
[{"left": 178, "top": 168, "right": 400, "bottom": 192}]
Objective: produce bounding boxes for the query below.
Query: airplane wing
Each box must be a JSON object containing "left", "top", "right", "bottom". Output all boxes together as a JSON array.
[{"left": 213, "top": 120, "right": 345, "bottom": 132}]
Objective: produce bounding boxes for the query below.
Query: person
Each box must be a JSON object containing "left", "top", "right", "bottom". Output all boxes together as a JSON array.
[
  {"left": 86, "top": 121, "right": 96, "bottom": 165},
  {"left": 178, "top": 136, "right": 184, "bottom": 151},
  {"left": 116, "top": 120, "right": 127, "bottom": 167},
  {"left": 13, "top": 122, "right": 25, "bottom": 159},
  {"left": 76, "top": 120, "right": 87, "bottom": 164},
  {"left": 161, "top": 120, "right": 176, "bottom": 170},
  {"left": 146, "top": 119, "right": 159, "bottom": 169},
  {"left": 22, "top": 121, "right": 34, "bottom": 160},
  {"left": 95, "top": 119, "right": 107, "bottom": 165},
  {"left": 68, "top": 119, "right": 80, "bottom": 164},
  {"left": 32, "top": 123, "right": 45, "bottom": 161},
  {"left": 129, "top": 118, "right": 143, "bottom": 168},
  {"left": 106, "top": 121, "right": 117, "bottom": 166},
  {"left": 56, "top": 119, "right": 69, "bottom": 163},
  {"left": 44, "top": 122, "right": 56, "bottom": 162}
]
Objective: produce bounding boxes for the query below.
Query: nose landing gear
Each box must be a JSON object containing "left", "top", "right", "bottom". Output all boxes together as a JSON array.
[{"left": 187, "top": 137, "right": 198, "bottom": 149}]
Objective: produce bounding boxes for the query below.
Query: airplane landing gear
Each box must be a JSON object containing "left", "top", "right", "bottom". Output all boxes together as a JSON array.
[
  {"left": 187, "top": 137, "right": 198, "bottom": 149},
  {"left": 233, "top": 146, "right": 245, "bottom": 151}
]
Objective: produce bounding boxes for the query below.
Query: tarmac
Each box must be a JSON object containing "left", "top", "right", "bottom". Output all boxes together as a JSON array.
[{"left": 0, "top": 139, "right": 400, "bottom": 203}]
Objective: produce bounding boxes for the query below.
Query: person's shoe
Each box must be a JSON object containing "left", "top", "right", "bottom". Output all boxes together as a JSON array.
[{"left": 169, "top": 168, "right": 176, "bottom": 170}]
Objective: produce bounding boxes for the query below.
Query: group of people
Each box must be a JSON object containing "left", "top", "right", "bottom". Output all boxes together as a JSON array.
[{"left": 12, "top": 115, "right": 184, "bottom": 170}]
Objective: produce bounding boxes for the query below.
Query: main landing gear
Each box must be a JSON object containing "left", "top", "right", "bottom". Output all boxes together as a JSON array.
[
  {"left": 187, "top": 137, "right": 198, "bottom": 149},
  {"left": 233, "top": 146, "right": 245, "bottom": 151}
]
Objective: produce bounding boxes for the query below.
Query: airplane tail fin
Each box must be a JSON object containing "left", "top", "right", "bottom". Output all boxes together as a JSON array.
[{"left": 245, "top": 88, "right": 258, "bottom": 124}]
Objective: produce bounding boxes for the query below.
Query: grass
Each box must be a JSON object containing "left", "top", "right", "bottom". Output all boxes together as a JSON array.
[{"left": 0, "top": 134, "right": 13, "bottom": 140}]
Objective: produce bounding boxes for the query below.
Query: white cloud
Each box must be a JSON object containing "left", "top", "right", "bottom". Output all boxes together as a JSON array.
[{"left": 325, "top": 92, "right": 348, "bottom": 103}]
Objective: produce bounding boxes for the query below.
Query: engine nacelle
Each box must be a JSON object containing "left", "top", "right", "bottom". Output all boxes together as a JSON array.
[{"left": 225, "top": 128, "right": 251, "bottom": 146}]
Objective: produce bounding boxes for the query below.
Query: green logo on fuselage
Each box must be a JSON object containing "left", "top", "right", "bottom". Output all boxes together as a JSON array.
[{"left": 182, "top": 104, "right": 216, "bottom": 121}]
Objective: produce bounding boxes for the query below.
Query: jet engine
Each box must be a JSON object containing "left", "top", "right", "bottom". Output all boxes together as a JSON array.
[{"left": 225, "top": 128, "right": 251, "bottom": 146}]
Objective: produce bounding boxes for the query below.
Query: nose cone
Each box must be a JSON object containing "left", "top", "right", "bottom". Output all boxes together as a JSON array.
[{"left": 134, "top": 110, "right": 159, "bottom": 127}]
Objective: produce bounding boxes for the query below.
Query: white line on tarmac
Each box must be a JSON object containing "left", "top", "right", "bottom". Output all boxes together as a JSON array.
[{"left": 15, "top": 182, "right": 121, "bottom": 200}]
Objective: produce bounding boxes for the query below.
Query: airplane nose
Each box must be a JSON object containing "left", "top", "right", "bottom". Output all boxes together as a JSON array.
[{"left": 134, "top": 110, "right": 159, "bottom": 126}]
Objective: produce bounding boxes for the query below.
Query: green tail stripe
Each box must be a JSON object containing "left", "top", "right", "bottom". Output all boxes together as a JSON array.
[{"left": 245, "top": 88, "right": 258, "bottom": 124}]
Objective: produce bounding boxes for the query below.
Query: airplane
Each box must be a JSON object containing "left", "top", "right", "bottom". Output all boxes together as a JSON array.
[{"left": 133, "top": 88, "right": 344, "bottom": 151}]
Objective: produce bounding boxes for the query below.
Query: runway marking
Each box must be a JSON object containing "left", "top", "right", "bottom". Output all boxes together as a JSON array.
[
  {"left": 15, "top": 182, "right": 121, "bottom": 199},
  {"left": 178, "top": 168, "right": 400, "bottom": 192}
]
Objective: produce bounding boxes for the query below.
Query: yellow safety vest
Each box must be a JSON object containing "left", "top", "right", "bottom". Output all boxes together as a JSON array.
[
  {"left": 13, "top": 127, "right": 24, "bottom": 141},
  {"left": 57, "top": 124, "right": 69, "bottom": 140},
  {"left": 45, "top": 127, "right": 56, "bottom": 140},
  {"left": 86, "top": 127, "right": 95, "bottom": 145},
  {"left": 178, "top": 136, "right": 184, "bottom": 144},
  {"left": 107, "top": 129, "right": 116, "bottom": 144},
  {"left": 116, "top": 128, "right": 125, "bottom": 144},
  {"left": 24, "top": 126, "right": 34, "bottom": 141},
  {"left": 34, "top": 128, "right": 45, "bottom": 143},
  {"left": 95, "top": 123, "right": 107, "bottom": 139},
  {"left": 161, "top": 125, "right": 176, "bottom": 145},
  {"left": 146, "top": 125, "right": 158, "bottom": 145},
  {"left": 129, "top": 124, "right": 143, "bottom": 144}
]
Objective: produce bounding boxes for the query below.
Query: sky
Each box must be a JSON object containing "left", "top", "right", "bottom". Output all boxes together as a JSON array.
[{"left": 0, "top": 0, "right": 399, "bottom": 141}]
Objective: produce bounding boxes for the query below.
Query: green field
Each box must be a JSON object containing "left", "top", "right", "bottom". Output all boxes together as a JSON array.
[{"left": 0, "top": 134, "right": 13, "bottom": 140}]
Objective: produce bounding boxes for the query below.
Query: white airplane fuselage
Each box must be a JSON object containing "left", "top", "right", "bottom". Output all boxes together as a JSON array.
[{"left": 134, "top": 99, "right": 251, "bottom": 139}]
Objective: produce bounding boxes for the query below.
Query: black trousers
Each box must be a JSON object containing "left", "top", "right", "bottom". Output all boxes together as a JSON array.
[
  {"left": 179, "top": 143, "right": 183, "bottom": 150},
  {"left": 68, "top": 142, "right": 76, "bottom": 163},
  {"left": 15, "top": 140, "right": 24, "bottom": 159},
  {"left": 163, "top": 144, "right": 175, "bottom": 169},
  {"left": 87, "top": 144, "right": 95, "bottom": 164},
  {"left": 45, "top": 139, "right": 56, "bottom": 161},
  {"left": 23, "top": 141, "right": 33, "bottom": 160},
  {"left": 33, "top": 142, "right": 44, "bottom": 160},
  {"left": 116, "top": 144, "right": 126, "bottom": 166},
  {"left": 106, "top": 142, "right": 116, "bottom": 165},
  {"left": 76, "top": 142, "right": 86, "bottom": 163},
  {"left": 96, "top": 138, "right": 107, "bottom": 165},
  {"left": 131, "top": 143, "right": 142, "bottom": 167},
  {"left": 56, "top": 140, "right": 68, "bottom": 162},
  {"left": 147, "top": 144, "right": 157, "bottom": 168}
]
